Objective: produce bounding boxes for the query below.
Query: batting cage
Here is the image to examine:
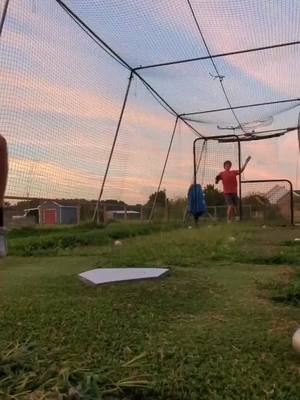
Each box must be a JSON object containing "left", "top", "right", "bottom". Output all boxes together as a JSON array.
[{"left": 1, "top": 0, "right": 299, "bottom": 223}]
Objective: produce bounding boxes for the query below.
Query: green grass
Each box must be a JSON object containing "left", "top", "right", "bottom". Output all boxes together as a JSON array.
[
  {"left": 0, "top": 222, "right": 300, "bottom": 399},
  {"left": 7, "top": 222, "right": 180, "bottom": 257}
]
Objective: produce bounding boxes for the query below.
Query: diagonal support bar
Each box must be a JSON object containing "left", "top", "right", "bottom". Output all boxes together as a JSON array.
[
  {"left": 0, "top": 0, "right": 10, "bottom": 37},
  {"left": 56, "top": 0, "right": 204, "bottom": 140},
  {"left": 149, "top": 117, "right": 179, "bottom": 221},
  {"left": 93, "top": 72, "right": 133, "bottom": 222}
]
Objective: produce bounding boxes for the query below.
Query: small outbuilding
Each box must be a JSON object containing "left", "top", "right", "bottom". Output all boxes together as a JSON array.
[{"left": 38, "top": 201, "right": 80, "bottom": 225}]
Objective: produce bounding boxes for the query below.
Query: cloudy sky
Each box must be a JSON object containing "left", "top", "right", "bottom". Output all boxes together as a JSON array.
[{"left": 1, "top": 0, "right": 299, "bottom": 203}]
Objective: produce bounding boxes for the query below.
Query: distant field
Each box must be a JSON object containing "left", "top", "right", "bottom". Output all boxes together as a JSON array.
[{"left": 0, "top": 222, "right": 300, "bottom": 399}]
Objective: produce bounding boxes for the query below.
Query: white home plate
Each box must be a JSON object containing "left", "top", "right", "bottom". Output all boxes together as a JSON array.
[{"left": 79, "top": 267, "right": 169, "bottom": 286}]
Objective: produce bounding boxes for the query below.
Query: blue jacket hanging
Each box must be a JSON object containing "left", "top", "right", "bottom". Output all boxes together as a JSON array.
[{"left": 187, "top": 184, "right": 206, "bottom": 219}]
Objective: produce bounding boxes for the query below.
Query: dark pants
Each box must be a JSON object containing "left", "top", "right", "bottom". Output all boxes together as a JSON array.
[{"left": 224, "top": 193, "right": 238, "bottom": 207}]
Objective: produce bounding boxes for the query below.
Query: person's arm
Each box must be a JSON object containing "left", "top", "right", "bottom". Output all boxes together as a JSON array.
[{"left": 215, "top": 173, "right": 221, "bottom": 184}]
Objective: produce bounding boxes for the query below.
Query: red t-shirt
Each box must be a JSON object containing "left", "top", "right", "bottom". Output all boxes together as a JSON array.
[{"left": 219, "top": 170, "right": 239, "bottom": 194}]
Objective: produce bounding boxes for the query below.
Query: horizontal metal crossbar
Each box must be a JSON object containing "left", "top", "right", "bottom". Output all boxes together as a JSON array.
[
  {"left": 135, "top": 40, "right": 300, "bottom": 71},
  {"left": 181, "top": 98, "right": 300, "bottom": 117}
]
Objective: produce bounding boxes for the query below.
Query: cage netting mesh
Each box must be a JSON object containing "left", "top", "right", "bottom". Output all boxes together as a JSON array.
[
  {"left": 241, "top": 180, "right": 295, "bottom": 225},
  {"left": 195, "top": 139, "right": 239, "bottom": 189},
  {"left": 0, "top": 0, "right": 299, "bottom": 219},
  {"left": 1, "top": 0, "right": 129, "bottom": 200}
]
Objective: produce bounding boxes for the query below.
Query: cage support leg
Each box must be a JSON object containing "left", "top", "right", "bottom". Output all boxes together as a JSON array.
[
  {"left": 149, "top": 117, "right": 179, "bottom": 222},
  {"left": 93, "top": 72, "right": 133, "bottom": 222},
  {"left": 0, "top": 0, "right": 10, "bottom": 37}
]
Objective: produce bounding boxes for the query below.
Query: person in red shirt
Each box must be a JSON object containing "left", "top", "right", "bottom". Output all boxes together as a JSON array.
[{"left": 215, "top": 157, "right": 250, "bottom": 222}]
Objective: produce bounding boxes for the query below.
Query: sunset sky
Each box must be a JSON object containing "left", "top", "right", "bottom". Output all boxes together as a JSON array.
[{"left": 1, "top": 0, "right": 299, "bottom": 203}]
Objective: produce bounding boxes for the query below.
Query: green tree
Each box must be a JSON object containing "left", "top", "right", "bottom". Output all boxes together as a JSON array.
[
  {"left": 145, "top": 190, "right": 167, "bottom": 208},
  {"left": 242, "top": 193, "right": 270, "bottom": 212},
  {"left": 203, "top": 184, "right": 225, "bottom": 206},
  {"left": 169, "top": 197, "right": 187, "bottom": 219}
]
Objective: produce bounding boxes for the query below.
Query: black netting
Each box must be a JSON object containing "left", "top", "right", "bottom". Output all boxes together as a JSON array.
[
  {"left": 139, "top": 44, "right": 300, "bottom": 128},
  {"left": 190, "top": 0, "right": 300, "bottom": 54},
  {"left": 241, "top": 133, "right": 300, "bottom": 187},
  {"left": 241, "top": 180, "right": 293, "bottom": 224},
  {"left": 63, "top": 0, "right": 209, "bottom": 67},
  {"left": 1, "top": 0, "right": 299, "bottom": 220},
  {"left": 195, "top": 138, "right": 240, "bottom": 189},
  {"left": 139, "top": 60, "right": 229, "bottom": 114},
  {"left": 162, "top": 121, "right": 196, "bottom": 220},
  {"left": 61, "top": 0, "right": 300, "bottom": 133},
  {"left": 1, "top": 0, "right": 129, "bottom": 200},
  {"left": 103, "top": 77, "right": 182, "bottom": 204},
  {"left": 185, "top": 104, "right": 300, "bottom": 138},
  {"left": 163, "top": 121, "right": 196, "bottom": 197}
]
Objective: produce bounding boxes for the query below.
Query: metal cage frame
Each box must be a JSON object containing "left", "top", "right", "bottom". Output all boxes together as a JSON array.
[
  {"left": 1, "top": 1, "right": 299, "bottom": 221},
  {"left": 193, "top": 137, "right": 295, "bottom": 224}
]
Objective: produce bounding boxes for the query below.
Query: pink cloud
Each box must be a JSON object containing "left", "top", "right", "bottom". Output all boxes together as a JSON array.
[
  {"left": 181, "top": 1, "right": 299, "bottom": 98},
  {"left": 3, "top": 68, "right": 186, "bottom": 203},
  {"left": 7, "top": 156, "right": 102, "bottom": 199},
  {"left": 4, "top": 0, "right": 298, "bottom": 205},
  {"left": 1, "top": 69, "right": 122, "bottom": 120}
]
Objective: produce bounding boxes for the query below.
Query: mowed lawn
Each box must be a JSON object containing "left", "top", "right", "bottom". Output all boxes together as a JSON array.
[{"left": 0, "top": 222, "right": 300, "bottom": 399}]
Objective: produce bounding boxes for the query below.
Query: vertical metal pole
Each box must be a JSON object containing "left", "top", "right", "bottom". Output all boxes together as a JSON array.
[
  {"left": 149, "top": 117, "right": 179, "bottom": 221},
  {"left": 288, "top": 180, "right": 294, "bottom": 225},
  {"left": 192, "top": 138, "right": 204, "bottom": 224},
  {"left": 0, "top": 0, "right": 9, "bottom": 232},
  {"left": 0, "top": 0, "right": 10, "bottom": 38},
  {"left": 93, "top": 72, "right": 133, "bottom": 222},
  {"left": 237, "top": 139, "right": 243, "bottom": 220},
  {"left": 193, "top": 138, "right": 199, "bottom": 185}
]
